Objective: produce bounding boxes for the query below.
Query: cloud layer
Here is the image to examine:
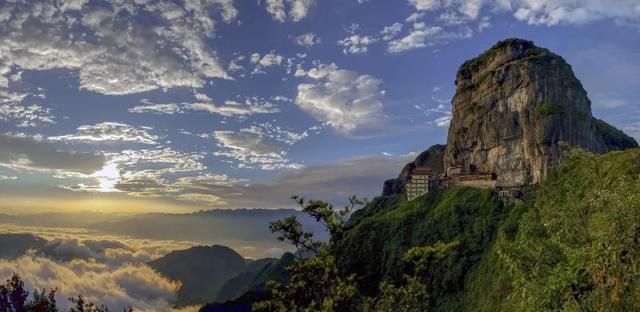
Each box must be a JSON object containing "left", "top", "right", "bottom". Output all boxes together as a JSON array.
[
  {"left": 265, "top": 0, "right": 315, "bottom": 22},
  {"left": 0, "top": 228, "right": 201, "bottom": 312},
  {"left": 0, "top": 255, "right": 182, "bottom": 312},
  {"left": 296, "top": 64, "right": 384, "bottom": 133},
  {"left": 0, "top": 0, "right": 237, "bottom": 96},
  {"left": 0, "top": 133, "right": 106, "bottom": 174}
]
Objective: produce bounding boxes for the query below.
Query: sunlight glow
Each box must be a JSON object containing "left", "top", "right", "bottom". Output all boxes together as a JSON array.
[{"left": 92, "top": 163, "right": 121, "bottom": 192}]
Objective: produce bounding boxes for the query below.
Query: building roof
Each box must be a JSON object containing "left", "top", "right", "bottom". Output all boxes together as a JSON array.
[{"left": 412, "top": 167, "right": 433, "bottom": 175}]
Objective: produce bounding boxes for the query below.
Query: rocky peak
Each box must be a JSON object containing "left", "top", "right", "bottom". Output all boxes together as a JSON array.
[
  {"left": 383, "top": 38, "right": 637, "bottom": 195},
  {"left": 444, "top": 38, "right": 637, "bottom": 187}
]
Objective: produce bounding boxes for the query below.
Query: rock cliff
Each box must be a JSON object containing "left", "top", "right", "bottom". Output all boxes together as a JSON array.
[
  {"left": 384, "top": 38, "right": 638, "bottom": 194},
  {"left": 444, "top": 38, "right": 637, "bottom": 187}
]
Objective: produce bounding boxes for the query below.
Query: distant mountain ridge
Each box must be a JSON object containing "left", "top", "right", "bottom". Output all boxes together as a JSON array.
[
  {"left": 148, "top": 245, "right": 247, "bottom": 306},
  {"left": 0, "top": 209, "right": 328, "bottom": 259},
  {"left": 0, "top": 233, "right": 46, "bottom": 259},
  {"left": 147, "top": 245, "right": 295, "bottom": 308}
]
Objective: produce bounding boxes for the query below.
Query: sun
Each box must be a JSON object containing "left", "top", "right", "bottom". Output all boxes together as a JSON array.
[{"left": 93, "top": 163, "right": 121, "bottom": 192}]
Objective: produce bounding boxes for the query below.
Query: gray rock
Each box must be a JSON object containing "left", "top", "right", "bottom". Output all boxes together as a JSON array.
[{"left": 443, "top": 38, "right": 638, "bottom": 187}]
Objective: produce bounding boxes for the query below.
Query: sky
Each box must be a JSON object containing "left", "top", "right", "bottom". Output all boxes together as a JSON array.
[{"left": 1, "top": 0, "right": 639, "bottom": 213}]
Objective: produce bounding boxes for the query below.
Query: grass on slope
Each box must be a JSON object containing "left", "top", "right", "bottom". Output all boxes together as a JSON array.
[
  {"left": 336, "top": 186, "right": 505, "bottom": 311},
  {"left": 464, "top": 148, "right": 640, "bottom": 312},
  {"left": 339, "top": 147, "right": 640, "bottom": 312}
]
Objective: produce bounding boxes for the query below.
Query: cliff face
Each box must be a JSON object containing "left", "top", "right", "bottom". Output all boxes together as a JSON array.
[{"left": 444, "top": 39, "right": 637, "bottom": 187}]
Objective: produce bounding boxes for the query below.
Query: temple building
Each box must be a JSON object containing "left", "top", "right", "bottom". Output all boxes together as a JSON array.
[{"left": 405, "top": 167, "right": 433, "bottom": 201}]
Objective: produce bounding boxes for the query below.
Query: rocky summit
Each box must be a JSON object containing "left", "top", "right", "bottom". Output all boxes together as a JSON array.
[{"left": 385, "top": 38, "right": 638, "bottom": 194}]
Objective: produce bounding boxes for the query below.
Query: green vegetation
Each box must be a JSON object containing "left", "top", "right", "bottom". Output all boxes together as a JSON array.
[
  {"left": 336, "top": 187, "right": 504, "bottom": 310},
  {"left": 255, "top": 147, "right": 640, "bottom": 312},
  {"left": 458, "top": 38, "right": 550, "bottom": 77},
  {"left": 466, "top": 148, "right": 640, "bottom": 311},
  {"left": 534, "top": 101, "right": 565, "bottom": 119},
  {"left": 593, "top": 118, "right": 639, "bottom": 150}
]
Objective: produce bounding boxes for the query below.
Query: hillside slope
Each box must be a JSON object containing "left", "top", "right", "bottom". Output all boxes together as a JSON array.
[
  {"left": 335, "top": 147, "right": 640, "bottom": 311},
  {"left": 148, "top": 245, "right": 246, "bottom": 306},
  {"left": 336, "top": 187, "right": 505, "bottom": 310},
  {"left": 463, "top": 147, "right": 640, "bottom": 311}
]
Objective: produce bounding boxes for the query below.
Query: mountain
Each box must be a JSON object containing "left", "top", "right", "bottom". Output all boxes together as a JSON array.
[
  {"left": 91, "top": 209, "right": 328, "bottom": 259},
  {"left": 148, "top": 245, "right": 247, "bottom": 306},
  {"left": 0, "top": 233, "right": 46, "bottom": 259},
  {"left": 383, "top": 39, "right": 637, "bottom": 196},
  {"left": 444, "top": 38, "right": 637, "bottom": 187},
  {"left": 0, "top": 211, "right": 126, "bottom": 228},
  {"left": 214, "top": 258, "right": 278, "bottom": 303},
  {"left": 0, "top": 209, "right": 328, "bottom": 259},
  {"left": 200, "top": 252, "right": 296, "bottom": 312},
  {"left": 331, "top": 39, "right": 640, "bottom": 311}
]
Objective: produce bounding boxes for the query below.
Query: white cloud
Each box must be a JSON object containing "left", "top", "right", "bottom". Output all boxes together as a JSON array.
[
  {"left": 0, "top": 80, "right": 55, "bottom": 127},
  {"left": 337, "top": 35, "right": 379, "bottom": 55},
  {"left": 110, "top": 148, "right": 206, "bottom": 195},
  {"left": 186, "top": 99, "right": 279, "bottom": 117},
  {"left": 257, "top": 53, "right": 285, "bottom": 67},
  {"left": 434, "top": 114, "right": 452, "bottom": 127},
  {"left": 250, "top": 52, "right": 285, "bottom": 75},
  {"left": 406, "top": 12, "right": 426, "bottom": 22},
  {"left": 265, "top": 0, "right": 315, "bottom": 22},
  {"left": 427, "top": 100, "right": 452, "bottom": 127},
  {"left": 0, "top": 102, "right": 55, "bottom": 128},
  {"left": 62, "top": 146, "right": 209, "bottom": 197},
  {"left": 296, "top": 63, "right": 384, "bottom": 133},
  {"left": 174, "top": 174, "right": 247, "bottom": 190},
  {"left": 459, "top": 0, "right": 484, "bottom": 19},
  {"left": 438, "top": 10, "right": 474, "bottom": 25},
  {"left": 380, "top": 22, "right": 404, "bottom": 41},
  {"left": 212, "top": 128, "right": 302, "bottom": 170},
  {"left": 0, "top": 175, "right": 17, "bottom": 181},
  {"left": 49, "top": 122, "right": 159, "bottom": 145},
  {"left": 294, "top": 32, "right": 321, "bottom": 48},
  {"left": 0, "top": 254, "right": 181, "bottom": 311},
  {"left": 478, "top": 16, "right": 492, "bottom": 31},
  {"left": 177, "top": 154, "right": 415, "bottom": 208},
  {"left": 510, "top": 0, "right": 640, "bottom": 26},
  {"left": 266, "top": 0, "right": 287, "bottom": 21},
  {"left": 244, "top": 123, "right": 309, "bottom": 145},
  {"left": 129, "top": 93, "right": 279, "bottom": 118},
  {"left": 0, "top": 0, "right": 238, "bottom": 96},
  {"left": 0, "top": 133, "right": 106, "bottom": 175},
  {"left": 387, "top": 23, "right": 443, "bottom": 53},
  {"left": 128, "top": 101, "right": 182, "bottom": 115},
  {"left": 407, "top": 0, "right": 640, "bottom": 26},
  {"left": 409, "top": 0, "right": 441, "bottom": 11}
]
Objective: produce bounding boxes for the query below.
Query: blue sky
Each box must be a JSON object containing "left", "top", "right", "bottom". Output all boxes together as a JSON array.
[{"left": 0, "top": 0, "right": 639, "bottom": 213}]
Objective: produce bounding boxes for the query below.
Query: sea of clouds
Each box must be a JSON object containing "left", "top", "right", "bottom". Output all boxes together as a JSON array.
[{"left": 0, "top": 225, "right": 200, "bottom": 312}]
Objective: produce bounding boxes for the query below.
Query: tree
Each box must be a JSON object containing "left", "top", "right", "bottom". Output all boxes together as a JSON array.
[
  {"left": 254, "top": 196, "right": 365, "bottom": 312},
  {"left": 254, "top": 195, "right": 465, "bottom": 312},
  {"left": 25, "top": 288, "right": 58, "bottom": 312},
  {"left": 0, "top": 274, "right": 132, "bottom": 312},
  {"left": 0, "top": 274, "right": 29, "bottom": 312}
]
